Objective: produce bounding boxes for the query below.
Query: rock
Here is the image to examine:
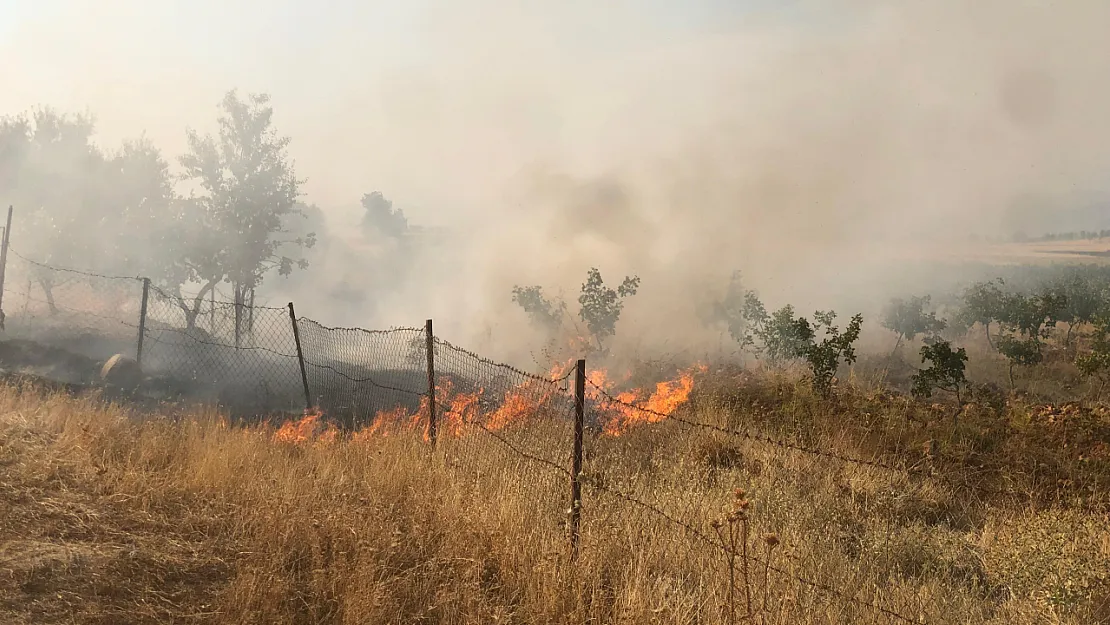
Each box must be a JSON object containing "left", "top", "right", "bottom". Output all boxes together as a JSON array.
[{"left": 100, "top": 354, "right": 141, "bottom": 390}]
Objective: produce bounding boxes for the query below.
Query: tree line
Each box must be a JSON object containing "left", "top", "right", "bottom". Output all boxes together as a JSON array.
[{"left": 0, "top": 90, "right": 411, "bottom": 328}]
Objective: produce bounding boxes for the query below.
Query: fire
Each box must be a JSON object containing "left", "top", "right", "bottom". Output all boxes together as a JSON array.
[
  {"left": 265, "top": 363, "right": 703, "bottom": 445},
  {"left": 272, "top": 407, "right": 338, "bottom": 446},
  {"left": 590, "top": 366, "right": 703, "bottom": 436}
]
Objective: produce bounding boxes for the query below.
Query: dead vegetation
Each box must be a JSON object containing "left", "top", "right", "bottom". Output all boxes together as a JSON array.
[{"left": 0, "top": 373, "right": 1108, "bottom": 624}]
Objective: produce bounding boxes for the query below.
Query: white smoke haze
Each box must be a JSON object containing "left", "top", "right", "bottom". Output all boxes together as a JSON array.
[{"left": 3, "top": 0, "right": 1110, "bottom": 366}]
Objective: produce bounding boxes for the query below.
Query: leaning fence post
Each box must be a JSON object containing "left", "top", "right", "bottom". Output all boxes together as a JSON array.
[
  {"left": 425, "top": 319, "right": 438, "bottom": 447},
  {"left": 136, "top": 278, "right": 150, "bottom": 369},
  {"left": 288, "top": 302, "right": 312, "bottom": 411},
  {"left": 0, "top": 205, "right": 13, "bottom": 329},
  {"left": 570, "top": 358, "right": 585, "bottom": 557}
]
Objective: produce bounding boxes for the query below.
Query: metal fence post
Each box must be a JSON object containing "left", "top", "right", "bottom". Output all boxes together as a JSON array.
[
  {"left": 571, "top": 358, "right": 585, "bottom": 557},
  {"left": 136, "top": 278, "right": 150, "bottom": 369},
  {"left": 425, "top": 319, "right": 438, "bottom": 447},
  {"left": 0, "top": 205, "right": 13, "bottom": 330},
  {"left": 288, "top": 302, "right": 312, "bottom": 411}
]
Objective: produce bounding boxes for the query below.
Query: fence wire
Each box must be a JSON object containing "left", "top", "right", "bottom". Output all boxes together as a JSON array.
[
  {"left": 433, "top": 338, "right": 575, "bottom": 520},
  {"left": 1, "top": 253, "right": 1087, "bottom": 624},
  {"left": 296, "top": 319, "right": 427, "bottom": 429},
  {"left": 141, "top": 291, "right": 302, "bottom": 418},
  {"left": 0, "top": 254, "right": 145, "bottom": 384}
]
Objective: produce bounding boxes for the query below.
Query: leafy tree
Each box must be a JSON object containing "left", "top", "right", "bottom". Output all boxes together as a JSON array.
[
  {"left": 1057, "top": 275, "right": 1103, "bottom": 346},
  {"left": 577, "top": 268, "right": 640, "bottom": 351},
  {"left": 511, "top": 285, "right": 566, "bottom": 333},
  {"left": 175, "top": 90, "right": 315, "bottom": 328},
  {"left": 959, "top": 279, "right": 1007, "bottom": 349},
  {"left": 1076, "top": 316, "right": 1110, "bottom": 399},
  {"left": 709, "top": 271, "right": 768, "bottom": 353},
  {"left": 911, "top": 339, "right": 970, "bottom": 425},
  {"left": 996, "top": 335, "right": 1044, "bottom": 389},
  {"left": 793, "top": 311, "right": 864, "bottom": 397},
  {"left": 753, "top": 304, "right": 809, "bottom": 365},
  {"left": 0, "top": 109, "right": 116, "bottom": 310},
  {"left": 881, "top": 295, "right": 947, "bottom": 354},
  {"left": 998, "top": 288, "right": 1066, "bottom": 339},
  {"left": 361, "top": 191, "right": 408, "bottom": 239}
]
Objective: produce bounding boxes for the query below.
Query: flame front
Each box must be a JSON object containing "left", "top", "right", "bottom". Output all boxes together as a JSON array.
[
  {"left": 268, "top": 365, "right": 702, "bottom": 445},
  {"left": 272, "top": 408, "right": 338, "bottom": 446}
]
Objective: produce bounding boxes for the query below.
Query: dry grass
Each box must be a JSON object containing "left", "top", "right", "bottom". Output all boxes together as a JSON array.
[{"left": 1, "top": 376, "right": 1108, "bottom": 624}]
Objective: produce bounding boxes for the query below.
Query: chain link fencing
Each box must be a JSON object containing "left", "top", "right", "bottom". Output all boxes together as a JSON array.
[{"left": 0, "top": 253, "right": 1025, "bottom": 624}]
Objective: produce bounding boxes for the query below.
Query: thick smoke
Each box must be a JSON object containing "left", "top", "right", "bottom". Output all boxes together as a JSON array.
[{"left": 3, "top": 0, "right": 1110, "bottom": 366}]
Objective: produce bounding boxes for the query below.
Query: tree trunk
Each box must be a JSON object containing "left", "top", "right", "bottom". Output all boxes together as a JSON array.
[
  {"left": 1008, "top": 362, "right": 1015, "bottom": 390},
  {"left": 889, "top": 334, "right": 904, "bottom": 358},
  {"left": 984, "top": 322, "right": 995, "bottom": 350},
  {"left": 36, "top": 277, "right": 58, "bottom": 315},
  {"left": 248, "top": 288, "right": 255, "bottom": 334},
  {"left": 174, "top": 280, "right": 219, "bottom": 330}
]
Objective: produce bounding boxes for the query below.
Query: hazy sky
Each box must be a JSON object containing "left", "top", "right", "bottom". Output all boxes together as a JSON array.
[
  {"left": 5, "top": 0, "right": 1110, "bottom": 356},
  {"left": 0, "top": 0, "right": 796, "bottom": 224}
]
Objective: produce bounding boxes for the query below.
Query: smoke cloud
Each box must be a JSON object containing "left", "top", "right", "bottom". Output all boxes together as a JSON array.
[{"left": 3, "top": 0, "right": 1110, "bottom": 365}]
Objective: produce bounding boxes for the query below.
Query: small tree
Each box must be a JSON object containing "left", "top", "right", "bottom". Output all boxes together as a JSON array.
[
  {"left": 578, "top": 267, "right": 640, "bottom": 352},
  {"left": 999, "top": 288, "right": 1066, "bottom": 339},
  {"left": 753, "top": 304, "right": 809, "bottom": 365},
  {"left": 959, "top": 279, "right": 1007, "bottom": 349},
  {"left": 710, "top": 271, "right": 768, "bottom": 354},
  {"left": 1059, "top": 275, "right": 1102, "bottom": 346},
  {"left": 1076, "top": 316, "right": 1110, "bottom": 399},
  {"left": 511, "top": 285, "right": 567, "bottom": 334},
  {"left": 793, "top": 311, "right": 864, "bottom": 397},
  {"left": 881, "top": 295, "right": 947, "bottom": 355},
  {"left": 996, "top": 334, "right": 1044, "bottom": 389},
  {"left": 361, "top": 191, "right": 408, "bottom": 239},
  {"left": 911, "top": 339, "right": 970, "bottom": 425}
]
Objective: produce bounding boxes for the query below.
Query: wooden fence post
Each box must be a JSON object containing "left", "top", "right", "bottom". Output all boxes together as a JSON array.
[
  {"left": 136, "top": 278, "right": 150, "bottom": 369},
  {"left": 425, "top": 319, "right": 438, "bottom": 447},
  {"left": 570, "top": 358, "right": 585, "bottom": 557},
  {"left": 288, "top": 302, "right": 312, "bottom": 411}
]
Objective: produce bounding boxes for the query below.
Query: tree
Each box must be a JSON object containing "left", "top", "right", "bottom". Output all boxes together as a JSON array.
[
  {"left": 361, "top": 191, "right": 408, "bottom": 239},
  {"left": 1057, "top": 274, "right": 1102, "bottom": 346},
  {"left": 511, "top": 285, "right": 567, "bottom": 333},
  {"left": 0, "top": 108, "right": 116, "bottom": 310},
  {"left": 996, "top": 335, "right": 1044, "bottom": 389},
  {"left": 911, "top": 339, "right": 970, "bottom": 426},
  {"left": 959, "top": 279, "right": 1007, "bottom": 349},
  {"left": 1076, "top": 316, "right": 1110, "bottom": 399},
  {"left": 708, "top": 271, "right": 770, "bottom": 355},
  {"left": 998, "top": 288, "right": 1066, "bottom": 339},
  {"left": 577, "top": 268, "right": 640, "bottom": 352},
  {"left": 753, "top": 304, "right": 810, "bottom": 365},
  {"left": 175, "top": 90, "right": 315, "bottom": 329},
  {"left": 881, "top": 295, "right": 947, "bottom": 355},
  {"left": 793, "top": 311, "right": 864, "bottom": 397}
]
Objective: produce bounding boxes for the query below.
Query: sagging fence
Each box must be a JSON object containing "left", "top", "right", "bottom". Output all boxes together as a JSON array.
[{"left": 0, "top": 212, "right": 1001, "bottom": 624}]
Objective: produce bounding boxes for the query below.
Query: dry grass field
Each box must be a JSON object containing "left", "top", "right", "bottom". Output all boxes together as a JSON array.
[{"left": 1, "top": 367, "right": 1108, "bottom": 625}]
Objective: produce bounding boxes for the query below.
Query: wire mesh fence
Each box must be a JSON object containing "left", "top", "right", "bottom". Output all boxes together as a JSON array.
[
  {"left": 0, "top": 252, "right": 1019, "bottom": 624},
  {"left": 296, "top": 319, "right": 427, "bottom": 429},
  {"left": 433, "top": 338, "right": 576, "bottom": 518}
]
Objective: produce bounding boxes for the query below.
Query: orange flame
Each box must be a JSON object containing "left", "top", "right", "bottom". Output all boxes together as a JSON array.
[
  {"left": 591, "top": 366, "right": 703, "bottom": 436},
  {"left": 272, "top": 407, "right": 336, "bottom": 445},
  {"left": 267, "top": 364, "right": 702, "bottom": 445}
]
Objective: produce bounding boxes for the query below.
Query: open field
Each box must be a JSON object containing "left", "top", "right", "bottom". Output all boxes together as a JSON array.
[
  {"left": 884, "top": 239, "right": 1110, "bottom": 267},
  {"left": 1, "top": 369, "right": 1108, "bottom": 625}
]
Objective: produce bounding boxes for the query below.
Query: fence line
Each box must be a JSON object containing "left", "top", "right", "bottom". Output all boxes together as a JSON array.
[{"left": 0, "top": 253, "right": 956, "bottom": 624}]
